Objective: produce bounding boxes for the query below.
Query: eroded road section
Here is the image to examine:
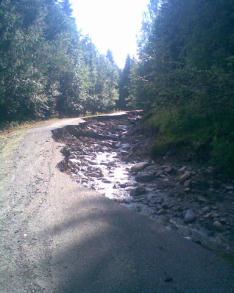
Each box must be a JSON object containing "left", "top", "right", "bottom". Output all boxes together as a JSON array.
[
  {"left": 0, "top": 114, "right": 233, "bottom": 293},
  {"left": 53, "top": 111, "right": 234, "bottom": 255}
]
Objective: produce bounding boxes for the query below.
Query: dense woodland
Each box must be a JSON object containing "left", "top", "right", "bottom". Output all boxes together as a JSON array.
[
  {"left": 0, "top": 0, "right": 119, "bottom": 121},
  {"left": 120, "top": 0, "right": 234, "bottom": 176},
  {"left": 0, "top": 0, "right": 234, "bottom": 175}
]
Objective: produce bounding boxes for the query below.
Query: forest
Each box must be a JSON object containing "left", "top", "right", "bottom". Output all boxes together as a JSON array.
[
  {"left": 120, "top": 0, "right": 234, "bottom": 176},
  {"left": 0, "top": 0, "right": 119, "bottom": 121},
  {"left": 0, "top": 0, "right": 234, "bottom": 175}
]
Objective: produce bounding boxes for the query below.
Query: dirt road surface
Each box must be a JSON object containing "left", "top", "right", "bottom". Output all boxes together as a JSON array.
[{"left": 0, "top": 115, "right": 233, "bottom": 293}]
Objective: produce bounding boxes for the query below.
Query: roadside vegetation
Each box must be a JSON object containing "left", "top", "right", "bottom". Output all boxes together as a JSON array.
[{"left": 120, "top": 0, "right": 234, "bottom": 176}]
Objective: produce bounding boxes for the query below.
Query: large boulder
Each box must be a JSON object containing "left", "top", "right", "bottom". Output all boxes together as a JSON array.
[{"left": 130, "top": 162, "right": 149, "bottom": 173}]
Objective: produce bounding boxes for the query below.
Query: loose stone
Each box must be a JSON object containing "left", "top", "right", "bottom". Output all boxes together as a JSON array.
[
  {"left": 130, "top": 186, "right": 146, "bottom": 197},
  {"left": 184, "top": 209, "right": 196, "bottom": 223},
  {"left": 179, "top": 171, "right": 192, "bottom": 183},
  {"left": 130, "top": 162, "right": 149, "bottom": 172},
  {"left": 213, "top": 221, "right": 225, "bottom": 232},
  {"left": 135, "top": 172, "right": 155, "bottom": 183}
]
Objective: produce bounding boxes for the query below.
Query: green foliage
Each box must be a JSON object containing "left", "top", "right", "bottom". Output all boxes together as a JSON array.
[
  {"left": 212, "top": 138, "right": 234, "bottom": 176},
  {"left": 130, "top": 0, "right": 234, "bottom": 175},
  {"left": 118, "top": 55, "right": 136, "bottom": 109},
  {"left": 0, "top": 0, "right": 119, "bottom": 122}
]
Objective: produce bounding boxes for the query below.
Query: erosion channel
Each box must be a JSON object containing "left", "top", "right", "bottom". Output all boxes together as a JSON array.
[{"left": 52, "top": 111, "right": 234, "bottom": 256}]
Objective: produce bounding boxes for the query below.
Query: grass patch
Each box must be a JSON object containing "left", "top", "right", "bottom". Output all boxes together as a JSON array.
[{"left": 0, "top": 118, "right": 59, "bottom": 136}]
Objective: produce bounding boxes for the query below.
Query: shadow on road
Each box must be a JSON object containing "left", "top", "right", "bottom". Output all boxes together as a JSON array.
[{"left": 39, "top": 194, "right": 234, "bottom": 293}]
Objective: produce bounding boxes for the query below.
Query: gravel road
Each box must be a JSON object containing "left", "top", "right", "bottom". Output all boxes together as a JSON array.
[{"left": 0, "top": 115, "right": 233, "bottom": 293}]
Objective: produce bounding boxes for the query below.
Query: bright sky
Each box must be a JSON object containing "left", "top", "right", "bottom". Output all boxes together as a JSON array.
[{"left": 70, "top": 0, "right": 149, "bottom": 68}]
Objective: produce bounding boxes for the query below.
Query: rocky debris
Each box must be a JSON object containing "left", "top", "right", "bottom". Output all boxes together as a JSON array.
[
  {"left": 130, "top": 162, "right": 149, "bottom": 172},
  {"left": 213, "top": 221, "right": 225, "bottom": 232},
  {"left": 196, "top": 196, "right": 208, "bottom": 204},
  {"left": 184, "top": 209, "right": 196, "bottom": 223},
  {"left": 130, "top": 186, "right": 146, "bottom": 197},
  {"left": 163, "top": 165, "right": 175, "bottom": 174},
  {"left": 179, "top": 171, "right": 192, "bottom": 183},
  {"left": 135, "top": 172, "right": 155, "bottom": 183},
  {"left": 53, "top": 110, "right": 234, "bottom": 255},
  {"left": 225, "top": 185, "right": 234, "bottom": 191}
]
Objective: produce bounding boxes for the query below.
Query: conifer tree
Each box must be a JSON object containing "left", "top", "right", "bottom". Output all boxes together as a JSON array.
[
  {"left": 130, "top": 0, "right": 234, "bottom": 175},
  {"left": 0, "top": 0, "right": 119, "bottom": 121},
  {"left": 118, "top": 55, "right": 133, "bottom": 109}
]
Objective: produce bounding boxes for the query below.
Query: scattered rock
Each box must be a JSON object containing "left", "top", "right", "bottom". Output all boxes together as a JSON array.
[
  {"left": 102, "top": 178, "right": 112, "bottom": 183},
  {"left": 119, "top": 183, "right": 128, "bottom": 188},
  {"left": 203, "top": 212, "right": 213, "bottom": 219},
  {"left": 163, "top": 166, "right": 175, "bottom": 174},
  {"left": 158, "top": 208, "right": 166, "bottom": 215},
  {"left": 184, "top": 187, "right": 191, "bottom": 193},
  {"left": 219, "top": 218, "right": 227, "bottom": 224},
  {"left": 184, "top": 209, "right": 196, "bottom": 223},
  {"left": 54, "top": 111, "right": 234, "bottom": 255},
  {"left": 93, "top": 170, "right": 104, "bottom": 178},
  {"left": 201, "top": 206, "right": 210, "bottom": 213},
  {"left": 135, "top": 172, "right": 155, "bottom": 183},
  {"left": 130, "top": 186, "right": 146, "bottom": 197},
  {"left": 178, "top": 166, "right": 187, "bottom": 172},
  {"left": 130, "top": 162, "right": 149, "bottom": 172},
  {"left": 225, "top": 185, "right": 234, "bottom": 191},
  {"left": 197, "top": 196, "right": 208, "bottom": 203},
  {"left": 213, "top": 221, "right": 225, "bottom": 232},
  {"left": 179, "top": 171, "right": 192, "bottom": 183}
]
